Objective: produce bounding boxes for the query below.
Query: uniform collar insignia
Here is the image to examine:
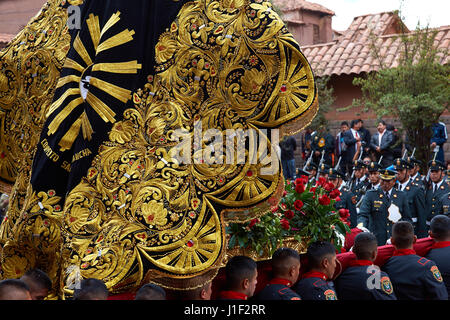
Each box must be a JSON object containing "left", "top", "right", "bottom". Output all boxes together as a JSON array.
[
  {"left": 302, "top": 271, "right": 328, "bottom": 281},
  {"left": 393, "top": 248, "right": 416, "bottom": 256},
  {"left": 431, "top": 241, "right": 450, "bottom": 249},
  {"left": 269, "top": 278, "right": 292, "bottom": 287},
  {"left": 218, "top": 290, "right": 248, "bottom": 300},
  {"left": 348, "top": 259, "right": 373, "bottom": 267}
]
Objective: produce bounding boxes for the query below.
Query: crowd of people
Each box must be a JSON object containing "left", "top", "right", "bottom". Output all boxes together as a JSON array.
[
  {"left": 1, "top": 215, "right": 448, "bottom": 300},
  {"left": 296, "top": 119, "right": 448, "bottom": 176},
  {"left": 280, "top": 118, "right": 449, "bottom": 243},
  {"left": 0, "top": 117, "right": 448, "bottom": 301}
]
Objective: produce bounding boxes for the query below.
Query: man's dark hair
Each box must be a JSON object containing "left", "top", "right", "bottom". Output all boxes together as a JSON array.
[
  {"left": 350, "top": 119, "right": 359, "bottom": 129},
  {"left": 0, "top": 279, "right": 30, "bottom": 299},
  {"left": 340, "top": 121, "right": 349, "bottom": 127},
  {"left": 73, "top": 278, "right": 108, "bottom": 300},
  {"left": 271, "top": 247, "right": 300, "bottom": 276},
  {"left": 378, "top": 120, "right": 386, "bottom": 126},
  {"left": 353, "top": 232, "right": 378, "bottom": 260},
  {"left": 135, "top": 283, "right": 166, "bottom": 300},
  {"left": 357, "top": 119, "right": 364, "bottom": 124},
  {"left": 225, "top": 256, "right": 257, "bottom": 290},
  {"left": 306, "top": 241, "right": 336, "bottom": 269},
  {"left": 176, "top": 282, "right": 211, "bottom": 300},
  {"left": 430, "top": 215, "right": 450, "bottom": 241},
  {"left": 392, "top": 221, "right": 415, "bottom": 249},
  {"left": 22, "top": 268, "right": 52, "bottom": 291}
]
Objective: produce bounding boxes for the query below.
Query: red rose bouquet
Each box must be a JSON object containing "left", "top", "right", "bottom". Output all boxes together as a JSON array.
[{"left": 227, "top": 175, "right": 351, "bottom": 255}]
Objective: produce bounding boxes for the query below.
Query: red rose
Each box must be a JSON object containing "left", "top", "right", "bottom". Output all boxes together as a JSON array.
[
  {"left": 335, "top": 196, "right": 341, "bottom": 202},
  {"left": 280, "top": 218, "right": 290, "bottom": 230},
  {"left": 248, "top": 218, "right": 260, "bottom": 228},
  {"left": 296, "top": 176, "right": 308, "bottom": 185},
  {"left": 271, "top": 206, "right": 279, "bottom": 213},
  {"left": 284, "top": 210, "right": 295, "bottom": 219},
  {"left": 318, "top": 194, "right": 331, "bottom": 206},
  {"left": 329, "top": 189, "right": 341, "bottom": 199},
  {"left": 294, "top": 200, "right": 304, "bottom": 211},
  {"left": 310, "top": 187, "right": 317, "bottom": 194},
  {"left": 316, "top": 177, "right": 326, "bottom": 186},
  {"left": 323, "top": 182, "right": 334, "bottom": 192},
  {"left": 340, "top": 217, "right": 351, "bottom": 226},
  {"left": 283, "top": 190, "right": 287, "bottom": 197},
  {"left": 338, "top": 208, "right": 350, "bottom": 219},
  {"left": 295, "top": 183, "right": 305, "bottom": 194}
]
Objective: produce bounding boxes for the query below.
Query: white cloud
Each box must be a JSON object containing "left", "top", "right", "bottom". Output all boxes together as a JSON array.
[{"left": 311, "top": 0, "right": 449, "bottom": 31}]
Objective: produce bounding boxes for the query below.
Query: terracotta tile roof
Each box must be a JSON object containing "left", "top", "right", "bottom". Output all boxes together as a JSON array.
[
  {"left": 273, "top": 0, "right": 334, "bottom": 16},
  {"left": 284, "top": 18, "right": 305, "bottom": 25},
  {"left": 300, "top": 12, "right": 450, "bottom": 77}
]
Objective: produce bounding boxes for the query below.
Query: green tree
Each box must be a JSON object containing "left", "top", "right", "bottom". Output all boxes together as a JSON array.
[
  {"left": 307, "top": 74, "right": 334, "bottom": 131},
  {"left": 352, "top": 22, "right": 449, "bottom": 169}
]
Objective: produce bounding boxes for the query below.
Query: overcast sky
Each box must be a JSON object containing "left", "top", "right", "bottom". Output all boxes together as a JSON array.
[{"left": 311, "top": 0, "right": 449, "bottom": 31}]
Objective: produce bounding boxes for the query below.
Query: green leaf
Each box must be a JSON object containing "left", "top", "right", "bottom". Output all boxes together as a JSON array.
[
  {"left": 238, "top": 235, "right": 247, "bottom": 248},
  {"left": 228, "top": 234, "right": 236, "bottom": 249}
]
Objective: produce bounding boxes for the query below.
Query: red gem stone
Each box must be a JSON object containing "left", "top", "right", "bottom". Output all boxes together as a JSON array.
[
  {"left": 247, "top": 170, "right": 253, "bottom": 177},
  {"left": 280, "top": 85, "right": 287, "bottom": 92},
  {"left": 187, "top": 240, "right": 194, "bottom": 247}
]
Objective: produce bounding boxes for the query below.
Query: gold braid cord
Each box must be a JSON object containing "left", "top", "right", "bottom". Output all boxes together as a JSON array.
[{"left": 0, "top": 0, "right": 318, "bottom": 297}]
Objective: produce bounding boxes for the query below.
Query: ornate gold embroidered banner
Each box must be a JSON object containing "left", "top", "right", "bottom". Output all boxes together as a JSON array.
[{"left": 0, "top": 0, "right": 318, "bottom": 298}]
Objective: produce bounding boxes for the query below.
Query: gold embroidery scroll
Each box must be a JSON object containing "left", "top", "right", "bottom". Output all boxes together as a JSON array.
[
  {"left": 59, "top": 0, "right": 318, "bottom": 295},
  {"left": 1, "top": 0, "right": 318, "bottom": 298}
]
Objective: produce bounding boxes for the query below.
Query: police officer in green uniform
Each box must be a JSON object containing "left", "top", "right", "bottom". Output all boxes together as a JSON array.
[
  {"left": 350, "top": 160, "right": 369, "bottom": 204},
  {"left": 426, "top": 160, "right": 450, "bottom": 229},
  {"left": 318, "top": 163, "right": 330, "bottom": 180},
  {"left": 407, "top": 156, "right": 425, "bottom": 190},
  {"left": 394, "top": 158, "right": 427, "bottom": 238},
  {"left": 311, "top": 128, "right": 335, "bottom": 167},
  {"left": 367, "top": 161, "right": 382, "bottom": 190},
  {"left": 328, "top": 167, "right": 358, "bottom": 228},
  {"left": 358, "top": 168, "right": 412, "bottom": 246},
  {"left": 306, "top": 162, "right": 318, "bottom": 185},
  {"left": 438, "top": 192, "right": 450, "bottom": 217}
]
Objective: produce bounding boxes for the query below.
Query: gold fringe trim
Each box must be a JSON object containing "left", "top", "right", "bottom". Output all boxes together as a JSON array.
[
  {"left": 223, "top": 237, "right": 309, "bottom": 267},
  {"left": 221, "top": 171, "right": 285, "bottom": 223},
  {"left": 279, "top": 90, "right": 319, "bottom": 137},
  {"left": 143, "top": 267, "right": 220, "bottom": 291}
]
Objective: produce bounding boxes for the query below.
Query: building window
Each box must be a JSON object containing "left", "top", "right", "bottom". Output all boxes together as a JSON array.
[{"left": 313, "top": 24, "right": 320, "bottom": 44}]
